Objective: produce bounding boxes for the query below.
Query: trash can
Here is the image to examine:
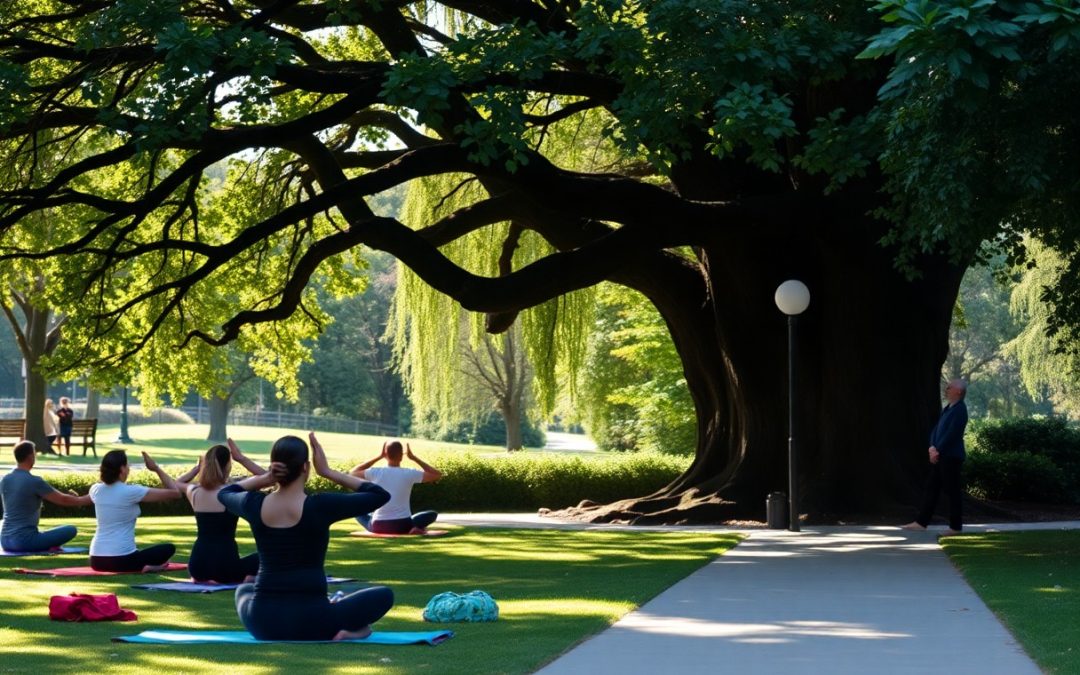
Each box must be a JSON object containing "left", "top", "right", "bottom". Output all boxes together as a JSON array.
[{"left": 766, "top": 492, "right": 788, "bottom": 529}]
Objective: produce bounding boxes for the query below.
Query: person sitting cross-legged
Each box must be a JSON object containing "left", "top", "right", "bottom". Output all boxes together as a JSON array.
[
  {"left": 350, "top": 441, "right": 442, "bottom": 535},
  {"left": 1, "top": 441, "right": 91, "bottom": 552}
]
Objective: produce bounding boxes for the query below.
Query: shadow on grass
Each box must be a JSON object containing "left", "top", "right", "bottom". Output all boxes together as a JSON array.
[{"left": 0, "top": 518, "right": 739, "bottom": 675}]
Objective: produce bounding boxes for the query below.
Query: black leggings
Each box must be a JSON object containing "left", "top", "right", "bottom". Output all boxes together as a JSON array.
[
  {"left": 90, "top": 543, "right": 176, "bottom": 572},
  {"left": 236, "top": 584, "right": 394, "bottom": 641},
  {"left": 190, "top": 553, "right": 259, "bottom": 585}
]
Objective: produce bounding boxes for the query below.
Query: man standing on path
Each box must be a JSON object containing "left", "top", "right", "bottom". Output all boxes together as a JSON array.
[
  {"left": 903, "top": 379, "right": 969, "bottom": 535},
  {"left": 350, "top": 441, "right": 443, "bottom": 534},
  {"left": 1, "top": 441, "right": 92, "bottom": 552}
]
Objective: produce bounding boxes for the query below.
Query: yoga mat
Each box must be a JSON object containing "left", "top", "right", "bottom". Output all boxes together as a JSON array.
[
  {"left": 15, "top": 562, "right": 188, "bottom": 577},
  {"left": 0, "top": 546, "right": 87, "bottom": 557},
  {"left": 112, "top": 629, "right": 455, "bottom": 645},
  {"left": 350, "top": 530, "right": 450, "bottom": 538},
  {"left": 132, "top": 576, "right": 357, "bottom": 593}
]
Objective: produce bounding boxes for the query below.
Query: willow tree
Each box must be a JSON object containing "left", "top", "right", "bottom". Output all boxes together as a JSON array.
[{"left": 2, "top": 1, "right": 1079, "bottom": 522}]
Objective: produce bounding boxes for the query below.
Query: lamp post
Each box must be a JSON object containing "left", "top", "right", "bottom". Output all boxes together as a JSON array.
[
  {"left": 117, "top": 386, "right": 133, "bottom": 443},
  {"left": 774, "top": 280, "right": 810, "bottom": 532}
]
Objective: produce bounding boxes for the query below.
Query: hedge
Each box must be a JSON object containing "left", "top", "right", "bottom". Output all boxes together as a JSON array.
[
  {"left": 20, "top": 452, "right": 690, "bottom": 519},
  {"left": 966, "top": 417, "right": 1080, "bottom": 504}
]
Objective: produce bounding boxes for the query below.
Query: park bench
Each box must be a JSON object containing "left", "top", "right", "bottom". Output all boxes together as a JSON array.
[
  {"left": 0, "top": 419, "right": 24, "bottom": 447},
  {"left": 70, "top": 419, "right": 99, "bottom": 457},
  {"left": 0, "top": 418, "right": 97, "bottom": 456}
]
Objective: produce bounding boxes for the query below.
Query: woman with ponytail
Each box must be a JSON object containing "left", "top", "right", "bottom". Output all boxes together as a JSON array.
[
  {"left": 144, "top": 440, "right": 265, "bottom": 584},
  {"left": 217, "top": 433, "right": 393, "bottom": 641},
  {"left": 88, "top": 450, "right": 184, "bottom": 573}
]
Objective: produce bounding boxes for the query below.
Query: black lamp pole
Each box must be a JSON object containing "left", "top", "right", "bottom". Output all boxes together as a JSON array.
[
  {"left": 117, "top": 386, "right": 133, "bottom": 443},
  {"left": 775, "top": 279, "right": 810, "bottom": 533},
  {"left": 786, "top": 314, "right": 800, "bottom": 532}
]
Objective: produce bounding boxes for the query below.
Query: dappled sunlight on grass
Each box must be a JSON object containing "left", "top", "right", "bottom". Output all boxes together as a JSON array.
[
  {"left": 0, "top": 519, "right": 739, "bottom": 674},
  {"left": 943, "top": 530, "right": 1079, "bottom": 674}
]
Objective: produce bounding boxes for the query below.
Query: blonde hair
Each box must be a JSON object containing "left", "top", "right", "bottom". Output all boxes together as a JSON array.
[{"left": 199, "top": 445, "right": 231, "bottom": 490}]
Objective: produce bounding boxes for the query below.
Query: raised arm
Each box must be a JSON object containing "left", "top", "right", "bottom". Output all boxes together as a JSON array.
[
  {"left": 228, "top": 438, "right": 267, "bottom": 475},
  {"left": 348, "top": 441, "right": 387, "bottom": 478},
  {"left": 405, "top": 444, "right": 443, "bottom": 483},
  {"left": 176, "top": 457, "right": 201, "bottom": 485},
  {"left": 312, "top": 432, "right": 368, "bottom": 490},
  {"left": 142, "top": 452, "right": 180, "bottom": 491}
]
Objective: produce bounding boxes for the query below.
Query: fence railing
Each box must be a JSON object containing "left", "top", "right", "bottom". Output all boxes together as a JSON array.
[
  {"left": 179, "top": 407, "right": 400, "bottom": 437},
  {"left": 0, "top": 399, "right": 400, "bottom": 437}
]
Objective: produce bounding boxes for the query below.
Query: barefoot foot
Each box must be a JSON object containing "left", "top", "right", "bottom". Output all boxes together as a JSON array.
[
  {"left": 142, "top": 563, "right": 169, "bottom": 573},
  {"left": 900, "top": 522, "right": 927, "bottom": 531},
  {"left": 333, "top": 626, "right": 372, "bottom": 641}
]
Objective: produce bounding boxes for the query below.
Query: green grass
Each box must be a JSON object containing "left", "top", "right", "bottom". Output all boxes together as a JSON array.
[
  {"left": 37, "top": 423, "right": 532, "bottom": 467},
  {"left": 0, "top": 517, "right": 740, "bottom": 674},
  {"left": 943, "top": 530, "right": 1080, "bottom": 674}
]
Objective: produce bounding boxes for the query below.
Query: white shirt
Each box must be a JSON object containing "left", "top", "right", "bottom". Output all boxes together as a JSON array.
[
  {"left": 89, "top": 482, "right": 150, "bottom": 556},
  {"left": 364, "top": 466, "right": 424, "bottom": 521}
]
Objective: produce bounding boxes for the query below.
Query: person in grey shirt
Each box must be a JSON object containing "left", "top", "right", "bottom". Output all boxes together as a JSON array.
[{"left": 1, "top": 440, "right": 91, "bottom": 552}]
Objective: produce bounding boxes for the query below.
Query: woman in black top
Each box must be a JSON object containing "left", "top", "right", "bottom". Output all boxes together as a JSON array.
[
  {"left": 218, "top": 432, "right": 393, "bottom": 641},
  {"left": 145, "top": 441, "right": 264, "bottom": 584}
]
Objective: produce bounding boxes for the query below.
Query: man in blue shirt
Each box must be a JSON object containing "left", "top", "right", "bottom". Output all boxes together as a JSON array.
[
  {"left": 1, "top": 441, "right": 91, "bottom": 552},
  {"left": 902, "top": 379, "right": 969, "bottom": 535}
]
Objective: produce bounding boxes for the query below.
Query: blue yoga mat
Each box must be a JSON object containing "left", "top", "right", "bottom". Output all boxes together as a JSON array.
[
  {"left": 0, "top": 546, "right": 87, "bottom": 557},
  {"left": 132, "top": 577, "right": 357, "bottom": 593},
  {"left": 112, "top": 629, "right": 454, "bottom": 645}
]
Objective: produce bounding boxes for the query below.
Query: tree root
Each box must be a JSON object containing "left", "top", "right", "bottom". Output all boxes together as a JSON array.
[{"left": 543, "top": 488, "right": 753, "bottom": 525}]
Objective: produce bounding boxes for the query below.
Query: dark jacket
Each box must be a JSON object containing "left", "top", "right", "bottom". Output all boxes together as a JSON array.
[{"left": 930, "top": 400, "right": 968, "bottom": 460}]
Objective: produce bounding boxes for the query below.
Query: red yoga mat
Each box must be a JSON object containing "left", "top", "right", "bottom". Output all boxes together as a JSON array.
[{"left": 15, "top": 562, "right": 188, "bottom": 576}]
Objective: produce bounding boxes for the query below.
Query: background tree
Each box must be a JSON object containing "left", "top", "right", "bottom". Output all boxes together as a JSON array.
[
  {"left": 3, "top": 1, "right": 1079, "bottom": 522},
  {"left": 581, "top": 283, "right": 695, "bottom": 454},
  {"left": 298, "top": 250, "right": 404, "bottom": 424},
  {"left": 947, "top": 260, "right": 1049, "bottom": 418},
  {"left": 1006, "top": 239, "right": 1080, "bottom": 418}
]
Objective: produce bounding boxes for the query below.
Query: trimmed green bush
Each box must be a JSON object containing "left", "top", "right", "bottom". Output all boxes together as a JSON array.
[
  {"left": 966, "top": 417, "right": 1080, "bottom": 503},
  {"left": 27, "top": 452, "right": 689, "bottom": 518},
  {"left": 966, "top": 451, "right": 1070, "bottom": 502}
]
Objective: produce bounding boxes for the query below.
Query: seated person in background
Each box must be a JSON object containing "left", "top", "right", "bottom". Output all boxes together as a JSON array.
[
  {"left": 218, "top": 432, "right": 393, "bottom": 641},
  {"left": 144, "top": 440, "right": 264, "bottom": 584},
  {"left": 350, "top": 440, "right": 442, "bottom": 534},
  {"left": 88, "top": 450, "right": 184, "bottom": 573},
  {"left": 0, "top": 441, "right": 91, "bottom": 552}
]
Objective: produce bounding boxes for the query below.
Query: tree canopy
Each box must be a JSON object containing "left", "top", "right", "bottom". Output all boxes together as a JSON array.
[{"left": 3, "top": 0, "right": 1080, "bottom": 520}]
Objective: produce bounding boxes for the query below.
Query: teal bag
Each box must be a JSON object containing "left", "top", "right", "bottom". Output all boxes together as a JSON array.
[{"left": 422, "top": 590, "right": 499, "bottom": 623}]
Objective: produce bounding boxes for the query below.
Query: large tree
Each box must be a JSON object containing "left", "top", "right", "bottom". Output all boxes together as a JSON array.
[{"left": 1, "top": 1, "right": 1077, "bottom": 522}]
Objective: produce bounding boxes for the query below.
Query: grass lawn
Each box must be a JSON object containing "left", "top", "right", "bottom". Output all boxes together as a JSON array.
[
  {"left": 943, "top": 530, "right": 1080, "bottom": 674},
  {"left": 33, "top": 424, "right": 522, "bottom": 468},
  {"left": 0, "top": 517, "right": 740, "bottom": 674}
]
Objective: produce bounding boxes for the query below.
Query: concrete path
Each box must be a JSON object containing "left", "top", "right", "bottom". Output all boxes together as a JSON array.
[{"left": 441, "top": 514, "right": 1074, "bottom": 674}]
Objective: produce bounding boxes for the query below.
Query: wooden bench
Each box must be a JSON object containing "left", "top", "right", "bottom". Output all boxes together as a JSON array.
[
  {"left": 69, "top": 418, "right": 98, "bottom": 457},
  {"left": 0, "top": 419, "right": 25, "bottom": 447},
  {"left": 0, "top": 418, "right": 97, "bottom": 457}
]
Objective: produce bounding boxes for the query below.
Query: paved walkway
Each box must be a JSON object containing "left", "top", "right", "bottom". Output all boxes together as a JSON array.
[{"left": 441, "top": 514, "right": 1076, "bottom": 674}]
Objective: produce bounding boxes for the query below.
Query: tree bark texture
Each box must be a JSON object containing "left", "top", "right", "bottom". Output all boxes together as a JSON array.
[{"left": 558, "top": 208, "right": 966, "bottom": 523}]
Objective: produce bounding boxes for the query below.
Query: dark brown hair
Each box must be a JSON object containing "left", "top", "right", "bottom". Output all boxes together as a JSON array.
[
  {"left": 270, "top": 436, "right": 308, "bottom": 486},
  {"left": 100, "top": 450, "right": 128, "bottom": 484},
  {"left": 13, "top": 441, "right": 35, "bottom": 463},
  {"left": 385, "top": 441, "right": 403, "bottom": 460}
]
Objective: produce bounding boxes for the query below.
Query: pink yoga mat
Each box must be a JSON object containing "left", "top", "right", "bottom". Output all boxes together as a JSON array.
[
  {"left": 14, "top": 562, "right": 188, "bottom": 577},
  {"left": 349, "top": 530, "right": 450, "bottom": 538}
]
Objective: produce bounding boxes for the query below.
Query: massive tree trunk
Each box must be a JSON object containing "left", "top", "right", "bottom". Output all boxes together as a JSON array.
[
  {"left": 559, "top": 206, "right": 966, "bottom": 524},
  {"left": 207, "top": 395, "right": 230, "bottom": 442}
]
